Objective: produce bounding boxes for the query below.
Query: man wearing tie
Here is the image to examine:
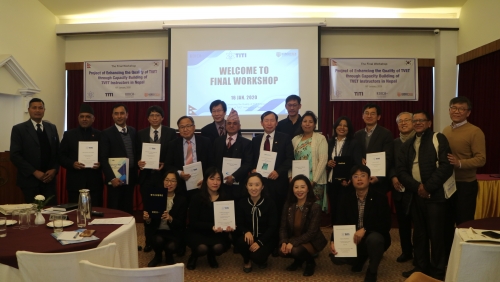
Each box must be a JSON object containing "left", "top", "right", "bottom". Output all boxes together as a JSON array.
[
  {"left": 137, "top": 105, "right": 177, "bottom": 252},
  {"left": 59, "top": 104, "right": 103, "bottom": 206},
  {"left": 10, "top": 98, "right": 59, "bottom": 205},
  {"left": 212, "top": 109, "right": 253, "bottom": 201},
  {"left": 166, "top": 116, "right": 211, "bottom": 201},
  {"left": 100, "top": 103, "right": 137, "bottom": 214},
  {"left": 201, "top": 100, "right": 227, "bottom": 143},
  {"left": 251, "top": 111, "right": 294, "bottom": 214}
]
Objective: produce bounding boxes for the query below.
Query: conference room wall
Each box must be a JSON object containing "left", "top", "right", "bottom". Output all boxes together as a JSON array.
[
  {"left": 0, "top": 0, "right": 65, "bottom": 152},
  {"left": 459, "top": 0, "right": 500, "bottom": 55}
]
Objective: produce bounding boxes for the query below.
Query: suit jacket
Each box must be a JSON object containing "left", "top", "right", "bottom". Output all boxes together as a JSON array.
[
  {"left": 136, "top": 125, "right": 177, "bottom": 186},
  {"left": 10, "top": 120, "right": 60, "bottom": 188},
  {"left": 353, "top": 125, "right": 394, "bottom": 193},
  {"left": 212, "top": 134, "right": 253, "bottom": 183},
  {"left": 333, "top": 187, "right": 392, "bottom": 250},
  {"left": 59, "top": 126, "right": 103, "bottom": 192},
  {"left": 144, "top": 194, "right": 188, "bottom": 240},
  {"left": 326, "top": 137, "right": 363, "bottom": 181},
  {"left": 201, "top": 121, "right": 224, "bottom": 144},
  {"left": 251, "top": 132, "right": 294, "bottom": 180},
  {"left": 99, "top": 125, "right": 138, "bottom": 185}
]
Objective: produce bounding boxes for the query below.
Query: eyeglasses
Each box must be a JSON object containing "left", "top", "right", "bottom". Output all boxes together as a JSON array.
[
  {"left": 449, "top": 106, "right": 469, "bottom": 113},
  {"left": 363, "top": 112, "right": 377, "bottom": 117},
  {"left": 164, "top": 179, "right": 177, "bottom": 184},
  {"left": 352, "top": 174, "right": 368, "bottom": 179},
  {"left": 179, "top": 124, "right": 194, "bottom": 130},
  {"left": 397, "top": 119, "right": 412, "bottom": 124},
  {"left": 412, "top": 119, "right": 428, "bottom": 124},
  {"left": 149, "top": 113, "right": 162, "bottom": 118}
]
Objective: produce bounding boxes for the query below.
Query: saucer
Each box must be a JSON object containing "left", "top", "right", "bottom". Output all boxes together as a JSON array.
[
  {"left": 46, "top": 220, "right": 74, "bottom": 228},
  {"left": 6, "top": 220, "right": 17, "bottom": 226}
]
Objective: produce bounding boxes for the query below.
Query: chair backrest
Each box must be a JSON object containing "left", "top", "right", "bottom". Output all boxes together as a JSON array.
[
  {"left": 16, "top": 243, "right": 118, "bottom": 282},
  {"left": 79, "top": 260, "right": 185, "bottom": 282}
]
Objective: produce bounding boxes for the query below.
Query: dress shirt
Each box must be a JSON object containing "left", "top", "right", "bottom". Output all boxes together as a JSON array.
[
  {"left": 451, "top": 119, "right": 468, "bottom": 129},
  {"left": 226, "top": 134, "right": 237, "bottom": 147},
  {"left": 114, "top": 124, "right": 127, "bottom": 133},
  {"left": 259, "top": 131, "right": 275, "bottom": 152},
  {"left": 215, "top": 121, "right": 226, "bottom": 136},
  {"left": 183, "top": 136, "right": 197, "bottom": 164},
  {"left": 30, "top": 119, "right": 43, "bottom": 131},
  {"left": 364, "top": 124, "right": 377, "bottom": 137},
  {"left": 149, "top": 126, "right": 161, "bottom": 140}
]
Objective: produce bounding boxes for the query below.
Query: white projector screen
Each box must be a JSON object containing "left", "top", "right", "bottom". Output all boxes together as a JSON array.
[{"left": 169, "top": 26, "right": 320, "bottom": 131}]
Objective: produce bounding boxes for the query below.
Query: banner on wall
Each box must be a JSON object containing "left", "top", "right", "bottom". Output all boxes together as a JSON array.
[
  {"left": 84, "top": 60, "right": 164, "bottom": 102},
  {"left": 330, "top": 58, "right": 418, "bottom": 101}
]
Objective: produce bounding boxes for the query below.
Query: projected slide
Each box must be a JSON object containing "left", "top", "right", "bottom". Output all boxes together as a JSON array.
[{"left": 187, "top": 49, "right": 299, "bottom": 116}]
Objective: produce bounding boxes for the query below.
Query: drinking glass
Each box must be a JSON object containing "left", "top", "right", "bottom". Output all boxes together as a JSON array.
[
  {"left": 53, "top": 214, "right": 64, "bottom": 233},
  {"left": 76, "top": 209, "right": 86, "bottom": 228},
  {"left": 0, "top": 217, "right": 6, "bottom": 237},
  {"left": 11, "top": 210, "right": 21, "bottom": 229},
  {"left": 19, "top": 209, "right": 30, "bottom": 230}
]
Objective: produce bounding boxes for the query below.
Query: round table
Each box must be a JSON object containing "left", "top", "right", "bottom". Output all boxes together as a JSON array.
[{"left": 457, "top": 217, "right": 500, "bottom": 230}]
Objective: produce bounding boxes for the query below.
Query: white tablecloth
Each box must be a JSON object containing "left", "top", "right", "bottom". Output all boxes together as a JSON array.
[
  {"left": 445, "top": 229, "right": 500, "bottom": 282},
  {"left": 98, "top": 218, "right": 139, "bottom": 268}
]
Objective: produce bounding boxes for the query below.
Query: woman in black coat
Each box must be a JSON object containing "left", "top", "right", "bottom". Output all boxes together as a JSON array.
[
  {"left": 326, "top": 116, "right": 363, "bottom": 224},
  {"left": 235, "top": 172, "right": 278, "bottom": 273},
  {"left": 143, "top": 170, "right": 188, "bottom": 267}
]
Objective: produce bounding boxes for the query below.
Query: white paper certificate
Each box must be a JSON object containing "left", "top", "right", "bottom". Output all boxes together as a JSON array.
[
  {"left": 78, "top": 142, "right": 98, "bottom": 168},
  {"left": 213, "top": 200, "right": 236, "bottom": 229},
  {"left": 222, "top": 157, "right": 241, "bottom": 184},
  {"left": 333, "top": 225, "right": 357, "bottom": 257},
  {"left": 183, "top": 162, "right": 203, "bottom": 190},
  {"left": 256, "top": 151, "right": 277, "bottom": 178},
  {"left": 292, "top": 160, "right": 309, "bottom": 178},
  {"left": 366, "top": 152, "right": 386, "bottom": 177},
  {"left": 141, "top": 143, "right": 161, "bottom": 169}
]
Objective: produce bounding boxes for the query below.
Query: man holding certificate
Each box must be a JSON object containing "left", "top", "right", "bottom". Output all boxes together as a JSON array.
[
  {"left": 212, "top": 109, "right": 253, "bottom": 201},
  {"left": 137, "top": 106, "right": 177, "bottom": 252},
  {"left": 330, "top": 165, "right": 391, "bottom": 282},
  {"left": 59, "top": 104, "right": 103, "bottom": 205}
]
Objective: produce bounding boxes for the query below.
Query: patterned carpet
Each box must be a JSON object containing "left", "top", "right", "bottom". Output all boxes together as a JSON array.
[{"left": 135, "top": 224, "right": 414, "bottom": 282}]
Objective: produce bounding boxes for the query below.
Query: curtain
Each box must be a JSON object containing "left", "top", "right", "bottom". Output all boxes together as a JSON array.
[{"left": 458, "top": 50, "right": 500, "bottom": 174}]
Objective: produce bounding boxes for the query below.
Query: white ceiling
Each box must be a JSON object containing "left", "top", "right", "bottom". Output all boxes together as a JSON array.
[{"left": 38, "top": 0, "right": 468, "bottom": 24}]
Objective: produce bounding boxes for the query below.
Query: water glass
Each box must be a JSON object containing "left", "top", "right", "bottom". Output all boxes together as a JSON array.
[
  {"left": 76, "top": 209, "right": 86, "bottom": 228},
  {"left": 19, "top": 209, "right": 30, "bottom": 230},
  {"left": 0, "top": 217, "right": 6, "bottom": 237},
  {"left": 11, "top": 210, "right": 21, "bottom": 229},
  {"left": 53, "top": 214, "right": 64, "bottom": 233}
]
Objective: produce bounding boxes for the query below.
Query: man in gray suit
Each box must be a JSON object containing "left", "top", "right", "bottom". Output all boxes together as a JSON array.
[{"left": 10, "top": 98, "right": 60, "bottom": 204}]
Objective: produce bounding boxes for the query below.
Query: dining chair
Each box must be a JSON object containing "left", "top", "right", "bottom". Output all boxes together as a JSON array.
[
  {"left": 16, "top": 243, "right": 119, "bottom": 282},
  {"left": 79, "top": 260, "right": 184, "bottom": 282}
]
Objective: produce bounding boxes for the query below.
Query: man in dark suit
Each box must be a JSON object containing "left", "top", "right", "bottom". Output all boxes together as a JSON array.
[
  {"left": 59, "top": 104, "right": 103, "bottom": 206},
  {"left": 137, "top": 105, "right": 176, "bottom": 252},
  {"left": 251, "top": 111, "right": 294, "bottom": 214},
  {"left": 353, "top": 103, "right": 394, "bottom": 195},
  {"left": 200, "top": 100, "right": 227, "bottom": 143},
  {"left": 212, "top": 109, "right": 253, "bottom": 201},
  {"left": 100, "top": 103, "right": 137, "bottom": 214},
  {"left": 165, "top": 116, "right": 212, "bottom": 201},
  {"left": 10, "top": 98, "right": 59, "bottom": 205},
  {"left": 276, "top": 94, "right": 302, "bottom": 140}
]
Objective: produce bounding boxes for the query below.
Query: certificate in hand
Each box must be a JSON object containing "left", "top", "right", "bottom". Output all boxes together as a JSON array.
[
  {"left": 256, "top": 151, "right": 277, "bottom": 178},
  {"left": 78, "top": 141, "right": 98, "bottom": 168},
  {"left": 222, "top": 157, "right": 241, "bottom": 184},
  {"left": 366, "top": 152, "right": 386, "bottom": 177},
  {"left": 333, "top": 225, "right": 357, "bottom": 257},
  {"left": 292, "top": 160, "right": 309, "bottom": 178},
  {"left": 141, "top": 143, "right": 161, "bottom": 169},
  {"left": 332, "top": 156, "right": 354, "bottom": 180},
  {"left": 183, "top": 161, "right": 203, "bottom": 190},
  {"left": 144, "top": 187, "right": 166, "bottom": 219},
  {"left": 213, "top": 200, "right": 236, "bottom": 229},
  {"left": 108, "top": 158, "right": 129, "bottom": 184}
]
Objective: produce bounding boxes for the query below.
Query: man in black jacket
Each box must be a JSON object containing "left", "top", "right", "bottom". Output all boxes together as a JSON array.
[
  {"left": 200, "top": 100, "right": 227, "bottom": 143},
  {"left": 330, "top": 165, "right": 391, "bottom": 282},
  {"left": 397, "top": 111, "right": 454, "bottom": 280},
  {"left": 59, "top": 104, "right": 103, "bottom": 205}
]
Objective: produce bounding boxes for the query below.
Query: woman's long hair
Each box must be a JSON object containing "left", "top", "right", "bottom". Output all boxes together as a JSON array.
[
  {"left": 331, "top": 116, "right": 354, "bottom": 140},
  {"left": 284, "top": 174, "right": 317, "bottom": 206},
  {"left": 296, "top": 111, "right": 318, "bottom": 136},
  {"left": 199, "top": 166, "right": 224, "bottom": 205}
]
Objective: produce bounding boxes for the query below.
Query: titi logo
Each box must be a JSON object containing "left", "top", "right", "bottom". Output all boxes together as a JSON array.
[
  {"left": 235, "top": 53, "right": 247, "bottom": 58},
  {"left": 105, "top": 93, "right": 113, "bottom": 97},
  {"left": 354, "top": 92, "right": 364, "bottom": 96}
]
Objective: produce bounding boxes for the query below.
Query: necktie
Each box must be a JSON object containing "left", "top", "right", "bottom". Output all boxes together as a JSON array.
[
  {"left": 121, "top": 128, "right": 127, "bottom": 135},
  {"left": 154, "top": 130, "right": 159, "bottom": 142},
  {"left": 219, "top": 126, "right": 224, "bottom": 136},
  {"left": 227, "top": 137, "right": 233, "bottom": 149},
  {"left": 264, "top": 135, "right": 271, "bottom": 151},
  {"left": 36, "top": 124, "right": 42, "bottom": 133},
  {"left": 185, "top": 140, "right": 193, "bottom": 165}
]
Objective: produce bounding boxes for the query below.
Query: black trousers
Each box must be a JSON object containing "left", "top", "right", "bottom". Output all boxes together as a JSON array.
[
  {"left": 411, "top": 196, "right": 453, "bottom": 279},
  {"left": 327, "top": 180, "right": 350, "bottom": 225},
  {"left": 450, "top": 180, "right": 478, "bottom": 225},
  {"left": 22, "top": 181, "right": 57, "bottom": 205},
  {"left": 235, "top": 235, "right": 273, "bottom": 265},
  {"left": 107, "top": 184, "right": 134, "bottom": 214},
  {"left": 393, "top": 193, "right": 413, "bottom": 255},
  {"left": 333, "top": 232, "right": 386, "bottom": 273}
]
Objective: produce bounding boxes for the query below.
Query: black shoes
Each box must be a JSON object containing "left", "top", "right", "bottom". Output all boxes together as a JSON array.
[
  {"left": 207, "top": 254, "right": 219, "bottom": 268},
  {"left": 396, "top": 253, "right": 413, "bottom": 263},
  {"left": 243, "top": 265, "right": 253, "bottom": 273},
  {"left": 258, "top": 262, "right": 268, "bottom": 269},
  {"left": 286, "top": 259, "right": 303, "bottom": 271},
  {"left": 143, "top": 245, "right": 153, "bottom": 253},
  {"left": 147, "top": 257, "right": 162, "bottom": 267},
  {"left": 303, "top": 260, "right": 316, "bottom": 276},
  {"left": 364, "top": 270, "right": 378, "bottom": 282},
  {"left": 187, "top": 254, "right": 197, "bottom": 270}
]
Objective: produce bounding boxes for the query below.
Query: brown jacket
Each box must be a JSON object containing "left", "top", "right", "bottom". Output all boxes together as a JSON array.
[{"left": 279, "top": 201, "right": 327, "bottom": 252}]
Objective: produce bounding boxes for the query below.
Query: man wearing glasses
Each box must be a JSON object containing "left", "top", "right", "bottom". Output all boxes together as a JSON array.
[
  {"left": 397, "top": 111, "right": 454, "bottom": 280},
  {"left": 354, "top": 103, "right": 394, "bottom": 195},
  {"left": 276, "top": 94, "right": 302, "bottom": 139},
  {"left": 201, "top": 100, "right": 227, "bottom": 143},
  {"left": 442, "top": 96, "right": 486, "bottom": 225}
]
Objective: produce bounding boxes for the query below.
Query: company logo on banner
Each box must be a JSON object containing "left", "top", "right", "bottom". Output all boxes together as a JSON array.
[
  {"left": 84, "top": 60, "right": 165, "bottom": 102},
  {"left": 330, "top": 58, "right": 418, "bottom": 101}
]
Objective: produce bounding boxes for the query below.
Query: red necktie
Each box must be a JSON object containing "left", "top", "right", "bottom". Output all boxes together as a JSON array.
[
  {"left": 227, "top": 137, "right": 233, "bottom": 149},
  {"left": 219, "top": 126, "right": 224, "bottom": 136},
  {"left": 264, "top": 135, "right": 270, "bottom": 151}
]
